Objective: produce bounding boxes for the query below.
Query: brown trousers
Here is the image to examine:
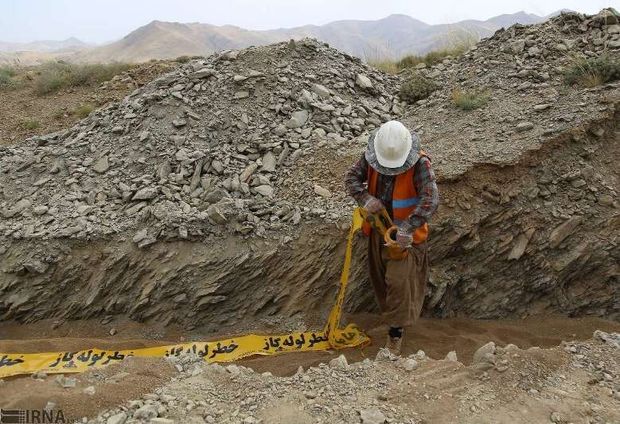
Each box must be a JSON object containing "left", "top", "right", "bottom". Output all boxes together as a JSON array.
[{"left": 367, "top": 231, "right": 429, "bottom": 328}]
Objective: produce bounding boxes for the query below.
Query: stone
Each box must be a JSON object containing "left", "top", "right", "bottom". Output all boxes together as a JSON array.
[
  {"left": 83, "top": 386, "right": 96, "bottom": 395},
  {"left": 516, "top": 122, "right": 534, "bottom": 132},
  {"left": 192, "top": 68, "right": 216, "bottom": 78},
  {"left": 550, "top": 411, "right": 564, "bottom": 423},
  {"left": 172, "top": 118, "right": 187, "bottom": 128},
  {"left": 508, "top": 228, "right": 536, "bottom": 260},
  {"left": 313, "top": 184, "right": 331, "bottom": 198},
  {"left": 106, "top": 412, "right": 128, "bottom": 424},
  {"left": 511, "top": 40, "right": 526, "bottom": 53},
  {"left": 55, "top": 375, "right": 77, "bottom": 388},
  {"left": 312, "top": 83, "right": 331, "bottom": 98},
  {"left": 445, "top": 351, "right": 458, "bottom": 362},
  {"left": 32, "top": 371, "right": 47, "bottom": 380},
  {"left": 528, "top": 46, "right": 541, "bottom": 56},
  {"left": 132, "top": 187, "right": 158, "bottom": 201},
  {"left": 359, "top": 408, "right": 386, "bottom": 424},
  {"left": 400, "top": 358, "right": 419, "bottom": 371},
  {"left": 240, "top": 163, "right": 259, "bottom": 182},
  {"left": 33, "top": 205, "right": 49, "bottom": 215},
  {"left": 207, "top": 205, "right": 227, "bottom": 224},
  {"left": 139, "top": 131, "right": 150, "bottom": 141},
  {"left": 134, "top": 404, "right": 159, "bottom": 420},
  {"left": 211, "top": 160, "right": 224, "bottom": 174},
  {"left": 234, "top": 91, "right": 250, "bottom": 99},
  {"left": 261, "top": 152, "right": 277, "bottom": 173},
  {"left": 93, "top": 156, "right": 110, "bottom": 173},
  {"left": 570, "top": 179, "right": 586, "bottom": 188},
  {"left": 549, "top": 217, "right": 581, "bottom": 248},
  {"left": 329, "top": 354, "right": 349, "bottom": 369},
  {"left": 534, "top": 104, "right": 552, "bottom": 111},
  {"left": 150, "top": 419, "right": 175, "bottom": 424},
  {"left": 133, "top": 228, "right": 149, "bottom": 243},
  {"left": 254, "top": 185, "right": 274, "bottom": 197},
  {"left": 24, "top": 260, "right": 48, "bottom": 274},
  {"left": 274, "top": 124, "right": 287, "bottom": 136},
  {"left": 355, "top": 74, "right": 373, "bottom": 89},
  {"left": 473, "top": 342, "right": 496, "bottom": 364},
  {"left": 285, "top": 110, "right": 309, "bottom": 129}
]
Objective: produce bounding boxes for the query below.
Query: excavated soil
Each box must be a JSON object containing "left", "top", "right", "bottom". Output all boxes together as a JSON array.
[{"left": 1, "top": 315, "right": 619, "bottom": 422}]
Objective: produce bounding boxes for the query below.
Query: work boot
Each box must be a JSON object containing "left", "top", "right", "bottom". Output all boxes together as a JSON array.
[{"left": 384, "top": 335, "right": 402, "bottom": 356}]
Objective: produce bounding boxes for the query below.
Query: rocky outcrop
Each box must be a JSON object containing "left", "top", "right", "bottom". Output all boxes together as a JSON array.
[{"left": 0, "top": 11, "right": 618, "bottom": 326}]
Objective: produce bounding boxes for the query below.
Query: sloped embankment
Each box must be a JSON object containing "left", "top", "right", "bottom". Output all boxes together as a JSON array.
[{"left": 0, "top": 11, "right": 618, "bottom": 328}]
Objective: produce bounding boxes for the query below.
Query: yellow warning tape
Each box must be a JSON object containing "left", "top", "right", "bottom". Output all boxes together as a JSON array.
[{"left": 0, "top": 208, "right": 369, "bottom": 378}]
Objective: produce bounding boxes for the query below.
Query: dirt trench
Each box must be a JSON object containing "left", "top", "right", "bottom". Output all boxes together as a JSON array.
[{"left": 0, "top": 109, "right": 618, "bottom": 332}]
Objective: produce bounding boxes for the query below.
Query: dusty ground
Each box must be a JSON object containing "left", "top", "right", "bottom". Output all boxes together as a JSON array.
[
  {"left": 1, "top": 314, "right": 619, "bottom": 422},
  {"left": 1, "top": 316, "right": 619, "bottom": 423},
  {"left": 0, "top": 61, "right": 177, "bottom": 144}
]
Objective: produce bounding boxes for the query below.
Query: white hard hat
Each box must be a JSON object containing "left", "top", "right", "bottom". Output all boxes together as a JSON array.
[{"left": 373, "top": 121, "right": 413, "bottom": 168}]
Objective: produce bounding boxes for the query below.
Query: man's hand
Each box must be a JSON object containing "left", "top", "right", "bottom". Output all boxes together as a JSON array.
[
  {"left": 395, "top": 226, "right": 413, "bottom": 249},
  {"left": 363, "top": 196, "right": 384, "bottom": 214}
]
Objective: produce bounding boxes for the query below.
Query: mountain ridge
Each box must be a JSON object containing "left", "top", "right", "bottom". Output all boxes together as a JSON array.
[{"left": 1, "top": 10, "right": 570, "bottom": 64}]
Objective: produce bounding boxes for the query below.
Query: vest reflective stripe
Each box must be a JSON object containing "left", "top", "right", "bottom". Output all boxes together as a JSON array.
[
  {"left": 361, "top": 154, "right": 429, "bottom": 244},
  {"left": 392, "top": 197, "right": 420, "bottom": 209}
]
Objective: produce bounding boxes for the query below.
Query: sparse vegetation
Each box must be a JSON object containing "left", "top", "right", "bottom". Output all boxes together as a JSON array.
[
  {"left": 368, "top": 36, "right": 477, "bottom": 74},
  {"left": 33, "top": 61, "right": 133, "bottom": 96},
  {"left": 0, "top": 65, "right": 18, "bottom": 88},
  {"left": 398, "top": 42, "right": 473, "bottom": 69},
  {"left": 74, "top": 103, "right": 95, "bottom": 118},
  {"left": 399, "top": 73, "right": 438, "bottom": 103},
  {"left": 563, "top": 55, "right": 620, "bottom": 87},
  {"left": 451, "top": 88, "right": 490, "bottom": 110},
  {"left": 367, "top": 59, "right": 400, "bottom": 74},
  {"left": 19, "top": 119, "right": 41, "bottom": 130}
]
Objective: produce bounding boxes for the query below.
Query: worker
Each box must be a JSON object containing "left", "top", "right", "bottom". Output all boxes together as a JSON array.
[{"left": 345, "top": 120, "right": 439, "bottom": 355}]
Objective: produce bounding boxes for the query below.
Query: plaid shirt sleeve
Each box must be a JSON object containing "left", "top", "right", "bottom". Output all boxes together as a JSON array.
[
  {"left": 344, "top": 153, "right": 370, "bottom": 206},
  {"left": 404, "top": 156, "right": 439, "bottom": 231}
]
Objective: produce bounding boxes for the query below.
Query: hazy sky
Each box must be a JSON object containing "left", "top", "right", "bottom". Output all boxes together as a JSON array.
[{"left": 1, "top": 0, "right": 616, "bottom": 43}]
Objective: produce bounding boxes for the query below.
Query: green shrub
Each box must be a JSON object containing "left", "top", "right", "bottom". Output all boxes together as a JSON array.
[
  {"left": 74, "top": 103, "right": 95, "bottom": 118},
  {"left": 20, "top": 119, "right": 40, "bottom": 130},
  {"left": 33, "top": 61, "right": 133, "bottom": 95},
  {"left": 399, "top": 73, "right": 438, "bottom": 103},
  {"left": 397, "top": 40, "right": 474, "bottom": 69},
  {"left": 34, "top": 63, "right": 68, "bottom": 95},
  {"left": 0, "top": 65, "right": 18, "bottom": 88},
  {"left": 564, "top": 55, "right": 620, "bottom": 87},
  {"left": 451, "top": 88, "right": 490, "bottom": 110}
]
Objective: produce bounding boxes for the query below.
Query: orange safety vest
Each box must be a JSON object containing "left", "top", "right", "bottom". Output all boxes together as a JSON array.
[{"left": 361, "top": 154, "right": 429, "bottom": 244}]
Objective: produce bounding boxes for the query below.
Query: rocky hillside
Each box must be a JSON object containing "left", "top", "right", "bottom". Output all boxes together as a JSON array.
[{"left": 0, "top": 10, "right": 618, "bottom": 329}]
